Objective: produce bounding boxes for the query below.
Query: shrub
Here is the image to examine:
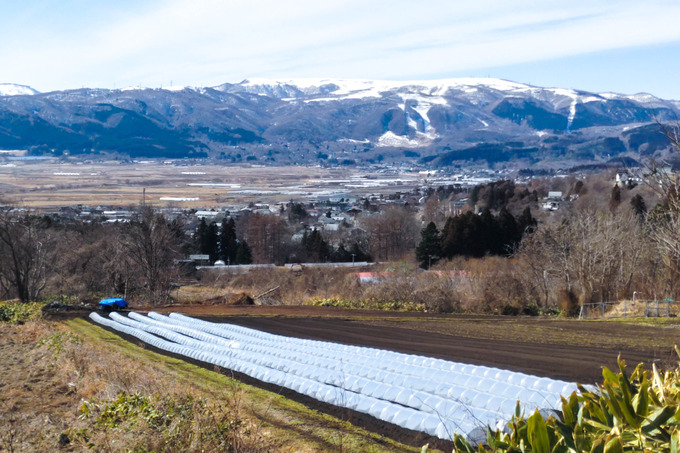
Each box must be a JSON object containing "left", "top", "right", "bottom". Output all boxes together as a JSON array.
[
  {"left": 450, "top": 353, "right": 680, "bottom": 452},
  {"left": 38, "top": 331, "right": 82, "bottom": 355},
  {"left": 306, "top": 296, "right": 425, "bottom": 312},
  {"left": 558, "top": 289, "right": 579, "bottom": 317},
  {"left": 0, "top": 301, "right": 43, "bottom": 324},
  {"left": 76, "top": 390, "right": 261, "bottom": 452},
  {"left": 521, "top": 304, "right": 541, "bottom": 316},
  {"left": 542, "top": 305, "right": 561, "bottom": 317},
  {"left": 501, "top": 304, "right": 520, "bottom": 316}
]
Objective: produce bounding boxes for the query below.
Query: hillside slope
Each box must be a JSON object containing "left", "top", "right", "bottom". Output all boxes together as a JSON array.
[{"left": 0, "top": 78, "right": 677, "bottom": 167}]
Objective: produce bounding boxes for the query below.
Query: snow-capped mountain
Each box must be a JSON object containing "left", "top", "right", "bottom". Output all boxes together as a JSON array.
[
  {"left": 0, "top": 78, "right": 677, "bottom": 167},
  {"left": 0, "top": 83, "right": 39, "bottom": 96}
]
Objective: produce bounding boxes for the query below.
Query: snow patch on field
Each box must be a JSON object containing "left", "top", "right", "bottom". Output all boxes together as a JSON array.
[
  {"left": 186, "top": 183, "right": 241, "bottom": 188},
  {"left": 160, "top": 197, "right": 200, "bottom": 201}
]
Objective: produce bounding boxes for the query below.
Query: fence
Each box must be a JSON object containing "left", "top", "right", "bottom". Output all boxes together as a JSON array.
[{"left": 578, "top": 299, "right": 678, "bottom": 320}]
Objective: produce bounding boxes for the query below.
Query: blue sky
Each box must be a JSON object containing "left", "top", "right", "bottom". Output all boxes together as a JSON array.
[{"left": 2, "top": 0, "right": 680, "bottom": 99}]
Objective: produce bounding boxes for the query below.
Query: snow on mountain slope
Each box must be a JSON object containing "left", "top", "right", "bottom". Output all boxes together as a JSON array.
[
  {"left": 376, "top": 130, "right": 437, "bottom": 148},
  {"left": 231, "top": 78, "right": 675, "bottom": 131},
  {"left": 0, "top": 77, "right": 677, "bottom": 165},
  {"left": 0, "top": 83, "right": 38, "bottom": 96},
  {"left": 238, "top": 77, "right": 534, "bottom": 100}
]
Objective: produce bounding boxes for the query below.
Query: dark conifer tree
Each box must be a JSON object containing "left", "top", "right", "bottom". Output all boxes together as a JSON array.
[
  {"left": 349, "top": 241, "right": 372, "bottom": 262},
  {"left": 195, "top": 218, "right": 219, "bottom": 263},
  {"left": 416, "top": 221, "right": 441, "bottom": 269},
  {"left": 204, "top": 221, "right": 219, "bottom": 263},
  {"left": 195, "top": 217, "right": 207, "bottom": 252},
  {"left": 517, "top": 206, "right": 537, "bottom": 235},
  {"left": 479, "top": 208, "right": 500, "bottom": 255},
  {"left": 440, "top": 215, "right": 461, "bottom": 258},
  {"left": 219, "top": 217, "right": 238, "bottom": 264},
  {"left": 498, "top": 207, "right": 520, "bottom": 254},
  {"left": 234, "top": 240, "right": 253, "bottom": 264},
  {"left": 332, "top": 244, "right": 352, "bottom": 262},
  {"left": 303, "top": 228, "right": 330, "bottom": 262},
  {"left": 630, "top": 194, "right": 647, "bottom": 220},
  {"left": 610, "top": 184, "right": 622, "bottom": 211}
]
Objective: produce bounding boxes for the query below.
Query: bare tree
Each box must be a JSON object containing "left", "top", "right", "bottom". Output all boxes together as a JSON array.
[
  {"left": 120, "top": 207, "right": 180, "bottom": 304},
  {"left": 363, "top": 206, "right": 419, "bottom": 261},
  {"left": 0, "top": 212, "right": 52, "bottom": 302},
  {"left": 236, "top": 212, "right": 289, "bottom": 264},
  {"left": 517, "top": 210, "right": 650, "bottom": 305},
  {"left": 637, "top": 122, "right": 680, "bottom": 296}
]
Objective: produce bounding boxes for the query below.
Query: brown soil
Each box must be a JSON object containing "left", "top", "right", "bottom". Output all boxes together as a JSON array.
[{"left": 149, "top": 305, "right": 679, "bottom": 385}]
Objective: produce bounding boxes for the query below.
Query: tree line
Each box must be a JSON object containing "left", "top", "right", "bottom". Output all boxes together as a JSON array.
[
  {"left": 0, "top": 205, "right": 375, "bottom": 305},
  {"left": 416, "top": 207, "right": 536, "bottom": 268},
  {"left": 3, "top": 153, "right": 680, "bottom": 313}
]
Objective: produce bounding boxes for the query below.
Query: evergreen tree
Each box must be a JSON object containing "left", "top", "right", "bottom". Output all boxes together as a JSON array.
[
  {"left": 441, "top": 213, "right": 465, "bottom": 257},
  {"left": 497, "top": 207, "right": 520, "bottom": 255},
  {"left": 573, "top": 180, "right": 585, "bottom": 195},
  {"left": 302, "top": 228, "right": 330, "bottom": 262},
  {"left": 234, "top": 240, "right": 252, "bottom": 264},
  {"left": 332, "top": 244, "right": 352, "bottom": 262},
  {"left": 440, "top": 208, "right": 535, "bottom": 260},
  {"left": 349, "top": 241, "right": 372, "bottom": 262},
  {"left": 288, "top": 201, "right": 308, "bottom": 223},
  {"left": 610, "top": 184, "right": 622, "bottom": 211},
  {"left": 517, "top": 206, "right": 537, "bottom": 235},
  {"left": 416, "top": 221, "right": 441, "bottom": 269},
  {"left": 630, "top": 194, "right": 647, "bottom": 219},
  {"left": 219, "top": 217, "right": 237, "bottom": 264},
  {"left": 479, "top": 208, "right": 500, "bottom": 255},
  {"left": 196, "top": 218, "right": 219, "bottom": 262},
  {"left": 205, "top": 221, "right": 219, "bottom": 263},
  {"left": 195, "top": 217, "right": 207, "bottom": 252}
]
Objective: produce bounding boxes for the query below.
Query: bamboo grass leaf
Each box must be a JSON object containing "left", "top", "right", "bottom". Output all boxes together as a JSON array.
[{"left": 528, "top": 411, "right": 551, "bottom": 453}]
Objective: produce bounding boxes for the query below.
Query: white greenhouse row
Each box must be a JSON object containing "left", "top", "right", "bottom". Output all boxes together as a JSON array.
[{"left": 89, "top": 311, "right": 580, "bottom": 442}]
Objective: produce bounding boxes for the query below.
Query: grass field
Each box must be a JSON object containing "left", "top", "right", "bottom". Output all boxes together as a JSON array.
[
  {"left": 0, "top": 161, "right": 425, "bottom": 208},
  {"left": 1, "top": 317, "right": 426, "bottom": 452},
  {"left": 5, "top": 301, "right": 680, "bottom": 451}
]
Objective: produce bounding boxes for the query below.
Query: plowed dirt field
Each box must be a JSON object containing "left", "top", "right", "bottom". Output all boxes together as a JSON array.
[{"left": 153, "top": 305, "right": 680, "bottom": 384}]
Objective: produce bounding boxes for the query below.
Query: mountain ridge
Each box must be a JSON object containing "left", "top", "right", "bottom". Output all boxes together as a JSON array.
[
  {"left": 0, "top": 83, "right": 40, "bottom": 96},
  {"left": 0, "top": 78, "right": 677, "bottom": 168}
]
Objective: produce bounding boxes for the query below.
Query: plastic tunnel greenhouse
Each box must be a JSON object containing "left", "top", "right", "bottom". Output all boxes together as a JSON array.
[{"left": 90, "top": 311, "right": 581, "bottom": 442}]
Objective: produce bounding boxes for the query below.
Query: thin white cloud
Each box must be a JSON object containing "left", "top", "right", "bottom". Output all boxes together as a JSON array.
[{"left": 1, "top": 0, "right": 679, "bottom": 91}]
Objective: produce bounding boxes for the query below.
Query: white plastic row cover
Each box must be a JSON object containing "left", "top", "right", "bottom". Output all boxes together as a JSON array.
[
  {"left": 89, "top": 311, "right": 579, "bottom": 443},
  {"left": 155, "top": 312, "right": 575, "bottom": 402}
]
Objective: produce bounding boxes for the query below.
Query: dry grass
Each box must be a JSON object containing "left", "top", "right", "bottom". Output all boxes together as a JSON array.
[
  {"left": 0, "top": 318, "right": 422, "bottom": 452},
  {"left": 172, "top": 284, "right": 239, "bottom": 305},
  {"left": 195, "top": 261, "right": 524, "bottom": 314},
  {"left": 0, "top": 162, "right": 423, "bottom": 209}
]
